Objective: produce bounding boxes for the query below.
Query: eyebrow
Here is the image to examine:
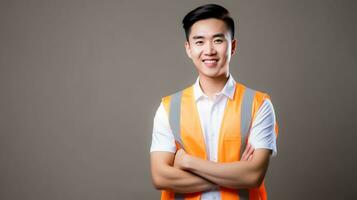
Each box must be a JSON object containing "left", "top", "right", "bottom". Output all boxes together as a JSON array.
[{"left": 192, "top": 33, "right": 225, "bottom": 40}]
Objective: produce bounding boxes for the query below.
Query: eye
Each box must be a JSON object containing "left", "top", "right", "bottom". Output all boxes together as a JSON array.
[
  {"left": 214, "top": 39, "right": 223, "bottom": 44},
  {"left": 195, "top": 40, "right": 204, "bottom": 45}
]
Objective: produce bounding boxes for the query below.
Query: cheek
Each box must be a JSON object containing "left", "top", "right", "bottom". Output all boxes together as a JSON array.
[
  {"left": 190, "top": 48, "right": 202, "bottom": 58},
  {"left": 218, "top": 45, "right": 230, "bottom": 57}
]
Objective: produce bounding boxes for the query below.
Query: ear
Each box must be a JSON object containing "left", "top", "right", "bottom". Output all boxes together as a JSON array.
[
  {"left": 185, "top": 41, "right": 192, "bottom": 59},
  {"left": 231, "top": 39, "right": 237, "bottom": 56}
]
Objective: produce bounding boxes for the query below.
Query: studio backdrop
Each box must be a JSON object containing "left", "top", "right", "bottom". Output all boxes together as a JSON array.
[{"left": 0, "top": 0, "right": 356, "bottom": 199}]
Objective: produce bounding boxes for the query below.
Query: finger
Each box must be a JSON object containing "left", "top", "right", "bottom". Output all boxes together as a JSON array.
[
  {"left": 245, "top": 144, "right": 252, "bottom": 156},
  {"left": 176, "top": 148, "right": 185, "bottom": 156},
  {"left": 248, "top": 154, "right": 253, "bottom": 161},
  {"left": 241, "top": 146, "right": 247, "bottom": 160},
  {"left": 180, "top": 148, "right": 186, "bottom": 154},
  {"left": 175, "top": 148, "right": 182, "bottom": 155},
  {"left": 242, "top": 144, "right": 251, "bottom": 161},
  {"left": 247, "top": 144, "right": 254, "bottom": 156},
  {"left": 242, "top": 144, "right": 250, "bottom": 160}
]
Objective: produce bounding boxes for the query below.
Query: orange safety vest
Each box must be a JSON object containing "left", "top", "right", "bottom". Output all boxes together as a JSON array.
[{"left": 161, "top": 82, "right": 278, "bottom": 200}]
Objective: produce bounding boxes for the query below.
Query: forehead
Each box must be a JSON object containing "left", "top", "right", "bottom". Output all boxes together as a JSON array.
[{"left": 189, "top": 18, "right": 229, "bottom": 38}]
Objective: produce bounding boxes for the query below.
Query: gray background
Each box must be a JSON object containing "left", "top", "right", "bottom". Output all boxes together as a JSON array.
[{"left": 1, "top": 0, "right": 356, "bottom": 199}]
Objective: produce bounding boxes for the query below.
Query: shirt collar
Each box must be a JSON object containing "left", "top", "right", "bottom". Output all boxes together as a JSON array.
[{"left": 193, "top": 74, "right": 236, "bottom": 101}]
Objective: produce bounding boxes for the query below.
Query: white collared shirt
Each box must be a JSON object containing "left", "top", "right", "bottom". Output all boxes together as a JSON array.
[{"left": 150, "top": 75, "right": 277, "bottom": 200}]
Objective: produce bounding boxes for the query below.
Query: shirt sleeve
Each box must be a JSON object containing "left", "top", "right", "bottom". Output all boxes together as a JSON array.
[
  {"left": 248, "top": 99, "right": 278, "bottom": 156},
  {"left": 150, "top": 102, "right": 177, "bottom": 153}
]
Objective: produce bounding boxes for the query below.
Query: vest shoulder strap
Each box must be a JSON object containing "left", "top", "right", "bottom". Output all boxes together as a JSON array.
[
  {"left": 168, "top": 91, "right": 184, "bottom": 149},
  {"left": 240, "top": 86, "right": 256, "bottom": 158}
]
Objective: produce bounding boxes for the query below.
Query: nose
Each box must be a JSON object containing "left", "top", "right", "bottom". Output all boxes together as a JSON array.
[{"left": 204, "top": 42, "right": 217, "bottom": 55}]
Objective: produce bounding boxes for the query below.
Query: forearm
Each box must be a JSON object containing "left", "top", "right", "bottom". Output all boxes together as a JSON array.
[
  {"left": 182, "top": 150, "right": 271, "bottom": 189},
  {"left": 152, "top": 164, "right": 216, "bottom": 193},
  {"left": 186, "top": 158, "right": 260, "bottom": 189}
]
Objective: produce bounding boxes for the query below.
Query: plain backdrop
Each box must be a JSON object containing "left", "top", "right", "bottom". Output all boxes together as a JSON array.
[{"left": 1, "top": 0, "right": 356, "bottom": 199}]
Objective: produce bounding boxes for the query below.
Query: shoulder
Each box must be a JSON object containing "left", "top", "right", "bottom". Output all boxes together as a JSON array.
[
  {"left": 161, "top": 85, "right": 193, "bottom": 113},
  {"left": 247, "top": 87, "right": 279, "bottom": 138},
  {"left": 237, "top": 83, "right": 275, "bottom": 121},
  {"left": 236, "top": 82, "right": 271, "bottom": 104}
]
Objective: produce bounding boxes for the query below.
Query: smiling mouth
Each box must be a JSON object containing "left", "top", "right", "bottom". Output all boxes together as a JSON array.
[{"left": 202, "top": 59, "right": 219, "bottom": 63}]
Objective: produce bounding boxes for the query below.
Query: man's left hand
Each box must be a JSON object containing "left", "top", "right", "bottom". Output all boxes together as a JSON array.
[{"left": 174, "top": 148, "right": 190, "bottom": 170}]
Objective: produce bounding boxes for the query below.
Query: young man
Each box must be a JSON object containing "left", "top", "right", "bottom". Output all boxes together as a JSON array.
[{"left": 150, "top": 4, "right": 278, "bottom": 200}]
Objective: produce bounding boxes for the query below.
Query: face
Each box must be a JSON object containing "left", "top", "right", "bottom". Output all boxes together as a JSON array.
[{"left": 185, "top": 18, "right": 237, "bottom": 79}]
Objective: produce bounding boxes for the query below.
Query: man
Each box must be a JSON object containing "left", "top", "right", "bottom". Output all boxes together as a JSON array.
[{"left": 150, "top": 4, "right": 278, "bottom": 200}]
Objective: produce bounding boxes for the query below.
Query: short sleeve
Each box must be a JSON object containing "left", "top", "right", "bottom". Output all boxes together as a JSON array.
[
  {"left": 248, "top": 99, "right": 278, "bottom": 156},
  {"left": 150, "top": 102, "right": 177, "bottom": 153}
]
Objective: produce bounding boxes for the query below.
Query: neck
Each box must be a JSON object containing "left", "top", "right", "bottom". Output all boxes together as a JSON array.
[{"left": 198, "top": 73, "right": 229, "bottom": 97}]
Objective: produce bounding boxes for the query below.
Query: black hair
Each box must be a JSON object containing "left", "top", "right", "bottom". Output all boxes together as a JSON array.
[{"left": 182, "top": 4, "right": 235, "bottom": 41}]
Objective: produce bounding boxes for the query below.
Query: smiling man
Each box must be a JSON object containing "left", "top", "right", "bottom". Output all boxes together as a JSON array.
[{"left": 150, "top": 4, "right": 278, "bottom": 200}]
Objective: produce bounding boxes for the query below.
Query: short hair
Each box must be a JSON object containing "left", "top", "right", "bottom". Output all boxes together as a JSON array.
[{"left": 182, "top": 4, "right": 235, "bottom": 41}]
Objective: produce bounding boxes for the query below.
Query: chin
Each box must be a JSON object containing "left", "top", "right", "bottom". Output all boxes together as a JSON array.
[
  {"left": 200, "top": 70, "right": 225, "bottom": 79},
  {"left": 195, "top": 63, "right": 227, "bottom": 78}
]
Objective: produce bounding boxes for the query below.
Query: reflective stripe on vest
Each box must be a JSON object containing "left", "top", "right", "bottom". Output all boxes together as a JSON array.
[
  {"left": 168, "top": 86, "right": 257, "bottom": 200},
  {"left": 169, "top": 91, "right": 184, "bottom": 149},
  {"left": 238, "top": 87, "right": 256, "bottom": 200}
]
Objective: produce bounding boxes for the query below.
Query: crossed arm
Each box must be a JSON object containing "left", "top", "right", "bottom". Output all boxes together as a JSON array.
[
  {"left": 150, "top": 151, "right": 216, "bottom": 193},
  {"left": 150, "top": 144, "right": 270, "bottom": 193}
]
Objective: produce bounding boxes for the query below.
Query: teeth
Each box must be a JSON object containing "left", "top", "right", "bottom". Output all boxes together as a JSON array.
[{"left": 203, "top": 60, "right": 217, "bottom": 63}]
